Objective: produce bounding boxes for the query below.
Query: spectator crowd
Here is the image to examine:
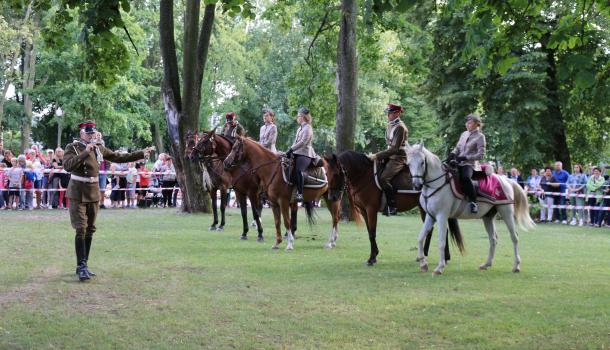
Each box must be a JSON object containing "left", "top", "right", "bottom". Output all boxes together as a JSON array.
[{"left": 0, "top": 139, "right": 180, "bottom": 211}]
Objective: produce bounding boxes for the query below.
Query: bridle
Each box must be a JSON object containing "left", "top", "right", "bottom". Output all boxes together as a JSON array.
[
  {"left": 410, "top": 151, "right": 452, "bottom": 212},
  {"left": 224, "top": 137, "right": 282, "bottom": 189}
]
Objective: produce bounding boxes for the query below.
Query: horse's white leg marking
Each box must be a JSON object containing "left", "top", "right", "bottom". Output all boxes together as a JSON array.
[
  {"left": 417, "top": 214, "right": 435, "bottom": 272},
  {"left": 325, "top": 227, "right": 338, "bottom": 249},
  {"left": 433, "top": 215, "right": 448, "bottom": 275},
  {"left": 499, "top": 205, "right": 521, "bottom": 272},
  {"left": 286, "top": 231, "right": 294, "bottom": 251},
  {"left": 480, "top": 215, "right": 497, "bottom": 270}
]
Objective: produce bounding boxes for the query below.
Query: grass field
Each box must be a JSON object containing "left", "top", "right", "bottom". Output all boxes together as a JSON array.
[{"left": 1, "top": 207, "right": 609, "bottom": 349}]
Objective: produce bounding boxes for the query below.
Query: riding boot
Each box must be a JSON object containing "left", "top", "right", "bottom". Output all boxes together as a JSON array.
[
  {"left": 295, "top": 172, "right": 305, "bottom": 203},
  {"left": 84, "top": 236, "right": 96, "bottom": 277},
  {"left": 383, "top": 188, "right": 397, "bottom": 216},
  {"left": 74, "top": 234, "right": 89, "bottom": 282}
]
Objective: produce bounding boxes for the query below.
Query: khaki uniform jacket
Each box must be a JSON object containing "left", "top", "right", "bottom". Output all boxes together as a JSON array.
[
  {"left": 63, "top": 141, "right": 145, "bottom": 202},
  {"left": 452, "top": 129, "right": 486, "bottom": 171},
  {"left": 291, "top": 123, "right": 316, "bottom": 158},
  {"left": 222, "top": 122, "right": 245, "bottom": 139},
  {"left": 259, "top": 123, "right": 277, "bottom": 152},
  {"left": 375, "top": 119, "right": 408, "bottom": 161}
]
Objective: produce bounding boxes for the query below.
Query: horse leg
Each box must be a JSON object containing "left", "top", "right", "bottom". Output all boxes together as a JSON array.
[
  {"left": 290, "top": 202, "right": 298, "bottom": 237},
  {"left": 217, "top": 188, "right": 226, "bottom": 231},
  {"left": 284, "top": 202, "right": 295, "bottom": 251},
  {"left": 416, "top": 214, "right": 435, "bottom": 272},
  {"left": 433, "top": 216, "right": 449, "bottom": 275},
  {"left": 271, "top": 204, "right": 282, "bottom": 249},
  {"left": 239, "top": 193, "right": 249, "bottom": 240},
  {"left": 209, "top": 188, "right": 218, "bottom": 231},
  {"left": 324, "top": 197, "right": 340, "bottom": 249},
  {"left": 252, "top": 200, "right": 264, "bottom": 242},
  {"left": 500, "top": 205, "right": 521, "bottom": 272},
  {"left": 363, "top": 209, "right": 379, "bottom": 266},
  {"left": 480, "top": 215, "right": 498, "bottom": 271}
]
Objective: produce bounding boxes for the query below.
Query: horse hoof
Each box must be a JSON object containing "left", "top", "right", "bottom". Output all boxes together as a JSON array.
[
  {"left": 479, "top": 264, "right": 490, "bottom": 271},
  {"left": 285, "top": 246, "right": 293, "bottom": 251},
  {"left": 331, "top": 242, "right": 336, "bottom": 248},
  {"left": 240, "top": 235, "right": 248, "bottom": 240},
  {"left": 366, "top": 260, "right": 376, "bottom": 266},
  {"left": 257, "top": 236, "right": 264, "bottom": 243},
  {"left": 432, "top": 271, "right": 442, "bottom": 276},
  {"left": 271, "top": 245, "right": 279, "bottom": 250},
  {"left": 216, "top": 227, "right": 224, "bottom": 232},
  {"left": 420, "top": 265, "right": 428, "bottom": 272},
  {"left": 512, "top": 267, "right": 521, "bottom": 273},
  {"left": 209, "top": 226, "right": 217, "bottom": 231},
  {"left": 324, "top": 243, "right": 333, "bottom": 249}
]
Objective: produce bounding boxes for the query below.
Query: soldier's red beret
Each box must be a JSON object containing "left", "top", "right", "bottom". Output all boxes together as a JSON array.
[
  {"left": 384, "top": 104, "right": 404, "bottom": 113},
  {"left": 225, "top": 112, "right": 236, "bottom": 120},
  {"left": 78, "top": 120, "right": 97, "bottom": 133}
]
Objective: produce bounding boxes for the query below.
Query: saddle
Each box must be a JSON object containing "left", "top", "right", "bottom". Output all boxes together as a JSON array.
[
  {"left": 373, "top": 160, "right": 419, "bottom": 194},
  {"left": 281, "top": 156, "right": 327, "bottom": 188},
  {"left": 448, "top": 164, "right": 513, "bottom": 204}
]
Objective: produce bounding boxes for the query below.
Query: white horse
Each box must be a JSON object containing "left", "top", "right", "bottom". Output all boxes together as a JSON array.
[{"left": 406, "top": 143, "right": 535, "bottom": 275}]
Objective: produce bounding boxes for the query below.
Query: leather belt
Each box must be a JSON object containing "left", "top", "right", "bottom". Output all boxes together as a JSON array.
[{"left": 70, "top": 174, "right": 99, "bottom": 183}]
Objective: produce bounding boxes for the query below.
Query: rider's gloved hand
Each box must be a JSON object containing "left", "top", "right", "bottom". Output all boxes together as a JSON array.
[
  {"left": 285, "top": 148, "right": 294, "bottom": 157},
  {"left": 447, "top": 152, "right": 456, "bottom": 160}
]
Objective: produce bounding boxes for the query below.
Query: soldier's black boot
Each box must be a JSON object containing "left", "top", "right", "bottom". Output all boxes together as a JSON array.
[
  {"left": 383, "top": 189, "right": 397, "bottom": 216},
  {"left": 75, "top": 235, "right": 90, "bottom": 282},
  {"left": 84, "top": 235, "right": 96, "bottom": 277}
]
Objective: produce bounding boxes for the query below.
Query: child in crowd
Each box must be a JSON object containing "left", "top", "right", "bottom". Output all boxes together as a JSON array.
[
  {"left": 126, "top": 162, "right": 138, "bottom": 208},
  {"left": 136, "top": 162, "right": 151, "bottom": 207},
  {"left": 23, "top": 161, "right": 35, "bottom": 210},
  {"left": 0, "top": 162, "right": 6, "bottom": 209},
  {"left": 7, "top": 158, "right": 23, "bottom": 209}
]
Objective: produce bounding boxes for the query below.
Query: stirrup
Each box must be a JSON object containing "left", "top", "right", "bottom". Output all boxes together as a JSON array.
[
  {"left": 469, "top": 202, "right": 478, "bottom": 214},
  {"left": 295, "top": 193, "right": 304, "bottom": 203}
]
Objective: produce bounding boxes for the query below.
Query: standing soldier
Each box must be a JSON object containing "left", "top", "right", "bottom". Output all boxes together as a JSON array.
[
  {"left": 221, "top": 112, "right": 245, "bottom": 140},
  {"left": 368, "top": 104, "right": 409, "bottom": 216},
  {"left": 63, "top": 120, "right": 152, "bottom": 282}
]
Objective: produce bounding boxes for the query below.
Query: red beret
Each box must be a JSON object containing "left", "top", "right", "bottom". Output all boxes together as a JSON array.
[
  {"left": 225, "top": 112, "right": 236, "bottom": 120},
  {"left": 384, "top": 104, "right": 404, "bottom": 113},
  {"left": 78, "top": 120, "right": 97, "bottom": 133}
]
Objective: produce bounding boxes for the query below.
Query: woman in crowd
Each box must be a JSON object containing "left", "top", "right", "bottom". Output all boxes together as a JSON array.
[
  {"left": 0, "top": 162, "right": 7, "bottom": 208},
  {"left": 7, "top": 158, "right": 23, "bottom": 209},
  {"left": 537, "top": 167, "right": 556, "bottom": 223},
  {"left": 524, "top": 168, "right": 541, "bottom": 201},
  {"left": 567, "top": 164, "right": 588, "bottom": 226},
  {"left": 585, "top": 167, "right": 605, "bottom": 227},
  {"left": 162, "top": 157, "right": 177, "bottom": 207}
]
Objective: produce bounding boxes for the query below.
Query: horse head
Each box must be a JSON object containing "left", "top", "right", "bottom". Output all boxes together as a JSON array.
[
  {"left": 223, "top": 135, "right": 245, "bottom": 170},
  {"left": 323, "top": 153, "right": 346, "bottom": 202},
  {"left": 407, "top": 143, "right": 427, "bottom": 191},
  {"left": 185, "top": 130, "right": 199, "bottom": 161}
]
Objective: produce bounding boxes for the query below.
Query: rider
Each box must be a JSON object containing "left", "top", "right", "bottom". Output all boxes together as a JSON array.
[
  {"left": 368, "top": 103, "right": 409, "bottom": 216},
  {"left": 285, "top": 107, "right": 316, "bottom": 203},
  {"left": 221, "top": 112, "right": 245, "bottom": 140},
  {"left": 259, "top": 108, "right": 277, "bottom": 153},
  {"left": 448, "top": 113, "right": 486, "bottom": 214}
]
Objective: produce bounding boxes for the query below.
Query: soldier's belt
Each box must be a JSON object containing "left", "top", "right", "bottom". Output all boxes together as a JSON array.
[{"left": 70, "top": 174, "right": 99, "bottom": 183}]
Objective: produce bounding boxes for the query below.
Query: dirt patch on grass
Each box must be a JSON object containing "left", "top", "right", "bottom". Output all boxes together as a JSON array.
[{"left": 0, "top": 266, "right": 61, "bottom": 307}]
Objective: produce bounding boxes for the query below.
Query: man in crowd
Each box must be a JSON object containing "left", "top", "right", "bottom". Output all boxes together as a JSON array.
[{"left": 552, "top": 161, "right": 570, "bottom": 224}]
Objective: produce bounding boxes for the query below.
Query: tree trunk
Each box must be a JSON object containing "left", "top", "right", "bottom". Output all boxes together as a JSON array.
[
  {"left": 152, "top": 121, "right": 165, "bottom": 154},
  {"left": 336, "top": 0, "right": 358, "bottom": 220},
  {"left": 21, "top": 38, "right": 36, "bottom": 153},
  {"left": 541, "top": 33, "right": 571, "bottom": 169},
  {"left": 160, "top": 0, "right": 215, "bottom": 213}
]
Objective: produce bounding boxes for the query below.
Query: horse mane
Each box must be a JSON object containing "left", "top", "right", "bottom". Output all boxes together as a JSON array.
[
  {"left": 241, "top": 137, "right": 278, "bottom": 159},
  {"left": 337, "top": 150, "right": 373, "bottom": 175}
]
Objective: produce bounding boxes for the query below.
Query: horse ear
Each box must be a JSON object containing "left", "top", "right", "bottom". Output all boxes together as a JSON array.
[
  {"left": 332, "top": 153, "right": 338, "bottom": 162},
  {"left": 210, "top": 129, "right": 216, "bottom": 136},
  {"left": 419, "top": 139, "right": 425, "bottom": 149}
]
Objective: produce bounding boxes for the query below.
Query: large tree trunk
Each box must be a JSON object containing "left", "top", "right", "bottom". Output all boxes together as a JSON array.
[
  {"left": 160, "top": 0, "right": 215, "bottom": 213},
  {"left": 541, "top": 33, "right": 571, "bottom": 169},
  {"left": 21, "top": 38, "right": 36, "bottom": 153},
  {"left": 336, "top": 0, "right": 358, "bottom": 220}
]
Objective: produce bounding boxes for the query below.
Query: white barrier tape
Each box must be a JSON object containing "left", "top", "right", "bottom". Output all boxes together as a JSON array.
[
  {"left": 539, "top": 204, "right": 610, "bottom": 211},
  {"left": 526, "top": 190, "right": 610, "bottom": 199},
  {"left": 2, "top": 187, "right": 181, "bottom": 192},
  {"left": 38, "top": 169, "right": 175, "bottom": 176}
]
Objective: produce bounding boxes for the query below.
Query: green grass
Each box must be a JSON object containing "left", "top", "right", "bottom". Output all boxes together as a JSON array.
[{"left": 1, "top": 207, "right": 609, "bottom": 349}]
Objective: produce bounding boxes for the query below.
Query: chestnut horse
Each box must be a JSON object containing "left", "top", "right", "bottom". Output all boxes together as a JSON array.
[
  {"left": 224, "top": 136, "right": 343, "bottom": 250},
  {"left": 186, "top": 131, "right": 264, "bottom": 241},
  {"left": 325, "top": 151, "right": 459, "bottom": 266}
]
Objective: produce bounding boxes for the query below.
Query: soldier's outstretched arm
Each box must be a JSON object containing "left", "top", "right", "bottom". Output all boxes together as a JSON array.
[{"left": 101, "top": 146, "right": 147, "bottom": 163}]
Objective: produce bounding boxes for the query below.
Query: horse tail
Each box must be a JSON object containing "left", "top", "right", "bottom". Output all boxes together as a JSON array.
[
  {"left": 511, "top": 181, "right": 536, "bottom": 231},
  {"left": 447, "top": 218, "right": 465, "bottom": 255},
  {"left": 304, "top": 201, "right": 317, "bottom": 226}
]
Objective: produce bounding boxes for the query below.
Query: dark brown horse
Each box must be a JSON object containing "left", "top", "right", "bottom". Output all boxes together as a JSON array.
[
  {"left": 186, "top": 131, "right": 264, "bottom": 241},
  {"left": 325, "top": 151, "right": 457, "bottom": 266},
  {"left": 224, "top": 136, "right": 342, "bottom": 250}
]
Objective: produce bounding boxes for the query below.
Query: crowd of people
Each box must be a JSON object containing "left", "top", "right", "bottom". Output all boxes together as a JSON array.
[
  {"left": 0, "top": 140, "right": 180, "bottom": 211},
  {"left": 505, "top": 161, "right": 610, "bottom": 228}
]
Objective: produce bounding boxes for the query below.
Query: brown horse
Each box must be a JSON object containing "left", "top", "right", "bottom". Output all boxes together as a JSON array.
[
  {"left": 185, "top": 131, "right": 264, "bottom": 241},
  {"left": 325, "top": 151, "right": 457, "bottom": 266},
  {"left": 224, "top": 136, "right": 342, "bottom": 250}
]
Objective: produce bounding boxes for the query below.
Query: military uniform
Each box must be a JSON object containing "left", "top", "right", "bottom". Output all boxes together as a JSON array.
[
  {"left": 221, "top": 112, "right": 245, "bottom": 140},
  {"left": 373, "top": 104, "right": 409, "bottom": 215},
  {"left": 64, "top": 121, "right": 146, "bottom": 281}
]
